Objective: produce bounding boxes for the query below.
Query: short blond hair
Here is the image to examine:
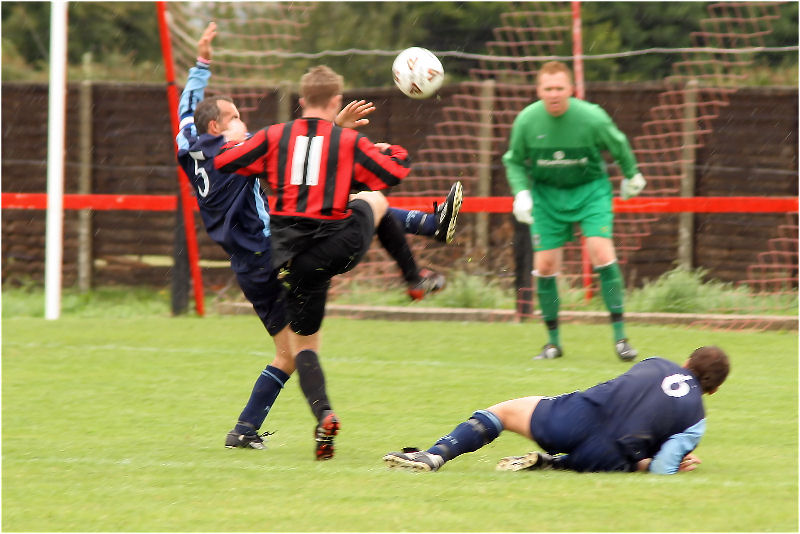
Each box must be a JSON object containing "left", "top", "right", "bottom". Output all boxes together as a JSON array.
[
  {"left": 300, "top": 65, "right": 343, "bottom": 107},
  {"left": 536, "top": 61, "right": 574, "bottom": 85}
]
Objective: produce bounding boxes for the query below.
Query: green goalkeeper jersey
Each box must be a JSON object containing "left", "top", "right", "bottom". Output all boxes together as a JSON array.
[{"left": 503, "top": 97, "right": 639, "bottom": 195}]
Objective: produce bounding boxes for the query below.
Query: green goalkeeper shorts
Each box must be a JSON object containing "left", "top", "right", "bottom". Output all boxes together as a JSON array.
[{"left": 530, "top": 179, "right": 614, "bottom": 251}]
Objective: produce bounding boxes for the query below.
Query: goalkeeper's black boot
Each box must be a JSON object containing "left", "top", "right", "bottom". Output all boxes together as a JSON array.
[
  {"left": 534, "top": 343, "right": 563, "bottom": 360},
  {"left": 615, "top": 338, "right": 638, "bottom": 362},
  {"left": 383, "top": 448, "right": 445, "bottom": 472},
  {"left": 496, "top": 451, "right": 555, "bottom": 471},
  {"left": 433, "top": 181, "right": 463, "bottom": 244},
  {"left": 315, "top": 410, "right": 340, "bottom": 461}
]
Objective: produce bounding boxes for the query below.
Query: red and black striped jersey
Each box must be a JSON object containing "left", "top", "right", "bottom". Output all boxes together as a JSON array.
[{"left": 214, "top": 117, "right": 411, "bottom": 221}]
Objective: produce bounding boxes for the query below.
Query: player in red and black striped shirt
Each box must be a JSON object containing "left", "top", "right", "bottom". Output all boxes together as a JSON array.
[
  {"left": 214, "top": 65, "right": 413, "bottom": 460},
  {"left": 217, "top": 106, "right": 411, "bottom": 268}
]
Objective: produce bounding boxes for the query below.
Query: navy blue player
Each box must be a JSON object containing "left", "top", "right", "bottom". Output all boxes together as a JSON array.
[
  {"left": 384, "top": 345, "right": 729, "bottom": 474},
  {"left": 176, "top": 23, "right": 290, "bottom": 450}
]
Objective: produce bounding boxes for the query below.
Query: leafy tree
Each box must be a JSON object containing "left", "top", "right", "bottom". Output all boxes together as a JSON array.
[
  {"left": 404, "top": 2, "right": 510, "bottom": 80},
  {"left": 66, "top": 3, "right": 160, "bottom": 65},
  {"left": 293, "top": 2, "right": 508, "bottom": 88},
  {"left": 292, "top": 2, "right": 429, "bottom": 88},
  {"left": 2, "top": 2, "right": 161, "bottom": 81},
  {"left": 582, "top": 2, "right": 798, "bottom": 82},
  {"left": 1, "top": 1, "right": 796, "bottom": 85},
  {"left": 1, "top": 2, "right": 50, "bottom": 69},
  {"left": 581, "top": 2, "right": 708, "bottom": 81}
]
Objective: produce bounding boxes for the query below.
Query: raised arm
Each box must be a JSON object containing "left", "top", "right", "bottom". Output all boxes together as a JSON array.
[
  {"left": 335, "top": 100, "right": 376, "bottom": 129},
  {"left": 176, "top": 22, "right": 217, "bottom": 149}
]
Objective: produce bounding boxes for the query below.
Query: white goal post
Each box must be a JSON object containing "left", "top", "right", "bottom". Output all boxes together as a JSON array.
[{"left": 44, "top": 0, "right": 68, "bottom": 320}]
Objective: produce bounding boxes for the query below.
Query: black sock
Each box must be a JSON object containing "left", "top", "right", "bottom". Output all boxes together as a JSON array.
[
  {"left": 376, "top": 213, "right": 419, "bottom": 283},
  {"left": 295, "top": 349, "right": 331, "bottom": 421}
]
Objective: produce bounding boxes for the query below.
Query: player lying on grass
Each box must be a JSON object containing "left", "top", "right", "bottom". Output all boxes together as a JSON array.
[
  {"left": 384, "top": 346, "right": 729, "bottom": 474},
  {"left": 176, "top": 22, "right": 461, "bottom": 453}
]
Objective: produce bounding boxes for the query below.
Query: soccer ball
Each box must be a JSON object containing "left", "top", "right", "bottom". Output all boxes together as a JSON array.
[{"left": 392, "top": 47, "right": 444, "bottom": 99}]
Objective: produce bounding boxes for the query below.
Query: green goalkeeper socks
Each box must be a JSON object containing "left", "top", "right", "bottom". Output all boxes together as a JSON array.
[
  {"left": 596, "top": 261, "right": 626, "bottom": 341},
  {"left": 536, "top": 274, "right": 560, "bottom": 346}
]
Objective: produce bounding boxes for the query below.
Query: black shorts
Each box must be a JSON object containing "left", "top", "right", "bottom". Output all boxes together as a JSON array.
[
  {"left": 234, "top": 258, "right": 289, "bottom": 337},
  {"left": 530, "top": 392, "right": 633, "bottom": 472},
  {"left": 283, "top": 199, "right": 375, "bottom": 336}
]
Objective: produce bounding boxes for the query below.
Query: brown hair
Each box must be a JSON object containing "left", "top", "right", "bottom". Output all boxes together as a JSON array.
[
  {"left": 300, "top": 65, "right": 343, "bottom": 108},
  {"left": 536, "top": 61, "right": 574, "bottom": 85},
  {"left": 686, "top": 345, "right": 730, "bottom": 393},
  {"left": 194, "top": 95, "right": 234, "bottom": 134}
]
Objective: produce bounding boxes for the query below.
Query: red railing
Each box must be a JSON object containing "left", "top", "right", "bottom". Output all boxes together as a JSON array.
[{"left": 3, "top": 193, "right": 797, "bottom": 214}]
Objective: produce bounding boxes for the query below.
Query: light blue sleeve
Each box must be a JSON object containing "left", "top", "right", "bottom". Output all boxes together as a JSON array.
[
  {"left": 176, "top": 64, "right": 211, "bottom": 150},
  {"left": 649, "top": 418, "right": 706, "bottom": 475}
]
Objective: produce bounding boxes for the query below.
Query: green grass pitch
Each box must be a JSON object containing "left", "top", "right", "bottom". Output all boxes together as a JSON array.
[{"left": 3, "top": 315, "right": 797, "bottom": 531}]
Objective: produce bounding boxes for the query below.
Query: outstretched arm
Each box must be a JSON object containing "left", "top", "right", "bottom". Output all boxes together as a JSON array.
[
  {"left": 176, "top": 22, "right": 217, "bottom": 149},
  {"left": 197, "top": 21, "right": 216, "bottom": 62}
]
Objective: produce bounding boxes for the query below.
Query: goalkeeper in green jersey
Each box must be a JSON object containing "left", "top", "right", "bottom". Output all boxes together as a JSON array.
[{"left": 502, "top": 61, "right": 647, "bottom": 362}]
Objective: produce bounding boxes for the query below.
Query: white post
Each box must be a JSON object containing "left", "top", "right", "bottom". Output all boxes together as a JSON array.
[{"left": 45, "top": 0, "right": 68, "bottom": 320}]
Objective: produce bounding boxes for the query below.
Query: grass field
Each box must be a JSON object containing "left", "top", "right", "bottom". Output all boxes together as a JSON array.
[{"left": 3, "top": 306, "right": 797, "bottom": 531}]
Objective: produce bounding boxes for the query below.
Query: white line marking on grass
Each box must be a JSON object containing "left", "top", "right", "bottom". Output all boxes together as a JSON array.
[{"left": 5, "top": 341, "right": 603, "bottom": 374}]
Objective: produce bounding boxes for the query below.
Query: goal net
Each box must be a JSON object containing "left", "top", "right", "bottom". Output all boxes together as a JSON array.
[{"left": 162, "top": 1, "right": 797, "bottom": 323}]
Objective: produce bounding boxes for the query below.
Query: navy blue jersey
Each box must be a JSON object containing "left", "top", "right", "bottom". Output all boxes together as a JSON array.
[
  {"left": 175, "top": 63, "right": 271, "bottom": 272},
  {"left": 582, "top": 357, "right": 706, "bottom": 467}
]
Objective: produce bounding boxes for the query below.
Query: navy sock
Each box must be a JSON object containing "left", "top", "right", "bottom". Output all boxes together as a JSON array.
[
  {"left": 295, "top": 349, "right": 331, "bottom": 422},
  {"left": 427, "top": 410, "right": 503, "bottom": 462},
  {"left": 235, "top": 365, "right": 290, "bottom": 433},
  {"left": 389, "top": 207, "right": 436, "bottom": 237}
]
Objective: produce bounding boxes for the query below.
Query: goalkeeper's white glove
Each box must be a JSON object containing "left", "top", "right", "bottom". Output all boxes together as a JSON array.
[
  {"left": 621, "top": 172, "right": 647, "bottom": 200},
  {"left": 512, "top": 190, "right": 534, "bottom": 225}
]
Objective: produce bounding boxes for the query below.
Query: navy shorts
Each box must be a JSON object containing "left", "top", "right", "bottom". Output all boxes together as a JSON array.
[
  {"left": 234, "top": 258, "right": 289, "bottom": 337},
  {"left": 283, "top": 199, "right": 375, "bottom": 336},
  {"left": 530, "top": 392, "right": 633, "bottom": 472}
]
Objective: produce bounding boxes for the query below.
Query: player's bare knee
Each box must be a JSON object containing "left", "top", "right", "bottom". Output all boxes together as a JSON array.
[
  {"left": 488, "top": 396, "right": 541, "bottom": 438},
  {"left": 586, "top": 237, "right": 617, "bottom": 266},
  {"left": 270, "top": 327, "right": 296, "bottom": 374},
  {"left": 271, "top": 345, "right": 295, "bottom": 373},
  {"left": 534, "top": 249, "right": 561, "bottom": 275},
  {"left": 353, "top": 191, "right": 388, "bottom": 224}
]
